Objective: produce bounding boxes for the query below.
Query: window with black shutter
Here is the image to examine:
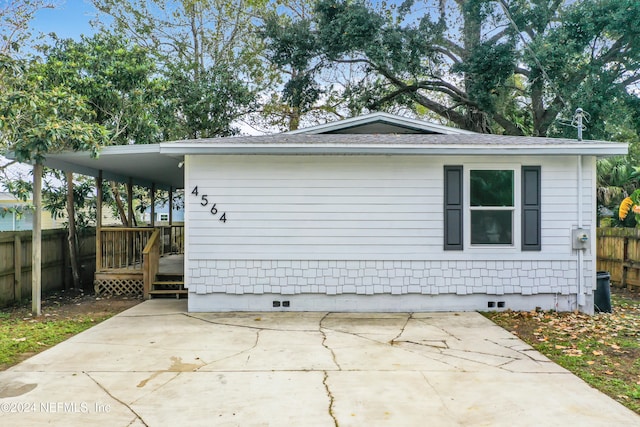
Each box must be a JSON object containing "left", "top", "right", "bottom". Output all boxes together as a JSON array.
[
  {"left": 444, "top": 164, "right": 541, "bottom": 251},
  {"left": 444, "top": 166, "right": 463, "bottom": 250},
  {"left": 522, "top": 166, "right": 541, "bottom": 251}
]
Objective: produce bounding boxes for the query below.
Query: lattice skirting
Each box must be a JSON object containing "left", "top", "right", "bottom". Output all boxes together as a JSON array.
[{"left": 94, "top": 278, "right": 143, "bottom": 296}]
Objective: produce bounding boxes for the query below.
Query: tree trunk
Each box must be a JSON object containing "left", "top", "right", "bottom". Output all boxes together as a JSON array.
[
  {"left": 110, "top": 182, "right": 129, "bottom": 226},
  {"left": 460, "top": 1, "right": 491, "bottom": 134},
  {"left": 65, "top": 171, "right": 81, "bottom": 290}
]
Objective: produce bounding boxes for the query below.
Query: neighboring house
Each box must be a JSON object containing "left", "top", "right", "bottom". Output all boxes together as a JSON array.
[
  {"left": 0, "top": 192, "right": 62, "bottom": 231},
  {"left": 27, "top": 113, "right": 628, "bottom": 313},
  {"left": 142, "top": 200, "right": 185, "bottom": 224}
]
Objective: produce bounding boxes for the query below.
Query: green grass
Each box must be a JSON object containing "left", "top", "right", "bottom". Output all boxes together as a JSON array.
[
  {"left": 0, "top": 313, "right": 112, "bottom": 368},
  {"left": 484, "top": 291, "right": 640, "bottom": 414}
]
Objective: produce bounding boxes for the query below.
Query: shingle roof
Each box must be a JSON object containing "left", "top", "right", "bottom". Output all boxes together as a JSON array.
[
  {"left": 166, "top": 132, "right": 618, "bottom": 147},
  {"left": 9, "top": 114, "right": 628, "bottom": 191}
]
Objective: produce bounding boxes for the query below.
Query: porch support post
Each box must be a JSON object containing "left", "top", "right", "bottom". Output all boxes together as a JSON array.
[
  {"left": 150, "top": 183, "right": 156, "bottom": 227},
  {"left": 32, "top": 161, "right": 43, "bottom": 316},
  {"left": 169, "top": 186, "right": 173, "bottom": 226},
  {"left": 96, "top": 170, "right": 103, "bottom": 272},
  {"left": 127, "top": 177, "right": 133, "bottom": 226}
]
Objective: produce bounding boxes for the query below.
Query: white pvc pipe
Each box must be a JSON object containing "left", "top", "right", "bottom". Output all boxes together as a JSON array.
[{"left": 577, "top": 155, "right": 585, "bottom": 308}]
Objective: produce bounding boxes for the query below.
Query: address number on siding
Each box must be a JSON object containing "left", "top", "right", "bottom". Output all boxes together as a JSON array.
[{"left": 191, "top": 186, "right": 227, "bottom": 223}]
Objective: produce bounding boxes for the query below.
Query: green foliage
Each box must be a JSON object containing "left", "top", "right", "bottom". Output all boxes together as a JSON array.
[
  {"left": 265, "top": 0, "right": 640, "bottom": 139},
  {"left": 0, "top": 0, "right": 55, "bottom": 56},
  {"left": 259, "top": 4, "right": 334, "bottom": 130},
  {"left": 315, "top": 0, "right": 384, "bottom": 58},
  {"left": 0, "top": 55, "right": 109, "bottom": 163},
  {"left": 43, "top": 170, "right": 97, "bottom": 229},
  {"left": 41, "top": 33, "right": 166, "bottom": 145},
  {"left": 162, "top": 63, "right": 255, "bottom": 139},
  {"left": 452, "top": 41, "right": 516, "bottom": 113},
  {"left": 262, "top": 13, "right": 318, "bottom": 70},
  {"left": 92, "top": 0, "right": 261, "bottom": 138},
  {"left": 597, "top": 157, "right": 640, "bottom": 226},
  {"left": 261, "top": 12, "right": 323, "bottom": 117}
]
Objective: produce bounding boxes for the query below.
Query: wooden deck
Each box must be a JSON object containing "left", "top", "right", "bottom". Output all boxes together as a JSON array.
[
  {"left": 96, "top": 254, "right": 184, "bottom": 275},
  {"left": 94, "top": 226, "right": 185, "bottom": 298},
  {"left": 94, "top": 254, "right": 185, "bottom": 297},
  {"left": 158, "top": 254, "right": 184, "bottom": 276}
]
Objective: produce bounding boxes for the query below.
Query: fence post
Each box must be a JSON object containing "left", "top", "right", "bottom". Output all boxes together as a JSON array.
[
  {"left": 62, "top": 231, "right": 71, "bottom": 290},
  {"left": 14, "top": 235, "right": 21, "bottom": 302}
]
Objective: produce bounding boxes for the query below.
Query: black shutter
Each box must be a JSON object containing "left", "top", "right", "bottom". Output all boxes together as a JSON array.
[
  {"left": 444, "top": 166, "right": 463, "bottom": 250},
  {"left": 522, "top": 166, "right": 541, "bottom": 251}
]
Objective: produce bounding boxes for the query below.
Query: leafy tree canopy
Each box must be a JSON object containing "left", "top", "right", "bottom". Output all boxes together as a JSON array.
[
  {"left": 41, "top": 32, "right": 166, "bottom": 144},
  {"left": 91, "top": 0, "right": 263, "bottom": 138},
  {"left": 265, "top": 0, "right": 640, "bottom": 139},
  {"left": 0, "top": 55, "right": 109, "bottom": 162}
]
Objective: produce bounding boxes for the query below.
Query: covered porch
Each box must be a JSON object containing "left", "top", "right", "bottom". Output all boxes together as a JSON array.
[
  {"left": 33, "top": 144, "right": 187, "bottom": 299},
  {"left": 94, "top": 225, "right": 186, "bottom": 299}
]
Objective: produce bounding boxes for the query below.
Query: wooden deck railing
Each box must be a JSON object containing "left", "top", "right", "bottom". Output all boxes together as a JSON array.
[
  {"left": 97, "top": 225, "right": 184, "bottom": 273},
  {"left": 97, "top": 227, "right": 155, "bottom": 271},
  {"left": 160, "top": 224, "right": 184, "bottom": 255},
  {"left": 142, "top": 229, "right": 161, "bottom": 299}
]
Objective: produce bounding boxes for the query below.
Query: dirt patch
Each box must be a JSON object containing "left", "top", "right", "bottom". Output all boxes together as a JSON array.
[{"left": 2, "top": 290, "right": 142, "bottom": 322}]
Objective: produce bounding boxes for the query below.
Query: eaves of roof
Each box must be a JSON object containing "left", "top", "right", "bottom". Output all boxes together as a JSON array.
[{"left": 160, "top": 133, "right": 628, "bottom": 157}]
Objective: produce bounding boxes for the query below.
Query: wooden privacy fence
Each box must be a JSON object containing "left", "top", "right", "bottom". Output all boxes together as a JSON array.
[
  {"left": 597, "top": 227, "right": 640, "bottom": 289},
  {"left": 0, "top": 228, "right": 96, "bottom": 308}
]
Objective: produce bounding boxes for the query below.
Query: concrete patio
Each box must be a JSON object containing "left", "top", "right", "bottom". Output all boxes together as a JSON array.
[{"left": 0, "top": 300, "right": 638, "bottom": 426}]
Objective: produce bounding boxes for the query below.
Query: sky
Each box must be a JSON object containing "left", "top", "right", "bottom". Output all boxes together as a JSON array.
[{"left": 31, "top": 0, "right": 97, "bottom": 40}]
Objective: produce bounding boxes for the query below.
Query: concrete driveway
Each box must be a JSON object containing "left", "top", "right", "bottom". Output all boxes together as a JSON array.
[{"left": 1, "top": 300, "right": 638, "bottom": 426}]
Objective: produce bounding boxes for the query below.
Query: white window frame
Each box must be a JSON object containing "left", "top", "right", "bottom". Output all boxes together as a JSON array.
[{"left": 464, "top": 165, "right": 521, "bottom": 250}]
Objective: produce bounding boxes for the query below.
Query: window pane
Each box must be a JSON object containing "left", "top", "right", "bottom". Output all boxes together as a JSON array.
[
  {"left": 471, "top": 210, "right": 513, "bottom": 245},
  {"left": 470, "top": 170, "right": 514, "bottom": 206}
]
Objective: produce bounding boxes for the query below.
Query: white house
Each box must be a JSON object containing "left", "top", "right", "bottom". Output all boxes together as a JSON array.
[{"left": 28, "top": 113, "right": 628, "bottom": 313}]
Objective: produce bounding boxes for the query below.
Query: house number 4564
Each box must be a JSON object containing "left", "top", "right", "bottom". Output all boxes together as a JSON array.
[{"left": 191, "top": 186, "right": 227, "bottom": 223}]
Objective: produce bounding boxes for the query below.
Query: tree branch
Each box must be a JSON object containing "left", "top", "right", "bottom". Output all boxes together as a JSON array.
[{"left": 492, "top": 113, "right": 525, "bottom": 136}]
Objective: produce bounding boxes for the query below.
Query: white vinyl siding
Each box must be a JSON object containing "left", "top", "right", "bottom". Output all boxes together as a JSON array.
[
  {"left": 186, "top": 154, "right": 595, "bottom": 261},
  {"left": 541, "top": 156, "right": 595, "bottom": 254},
  {"left": 187, "top": 155, "right": 441, "bottom": 259}
]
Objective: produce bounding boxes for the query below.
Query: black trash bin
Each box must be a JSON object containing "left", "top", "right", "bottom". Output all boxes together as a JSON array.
[{"left": 595, "top": 271, "right": 612, "bottom": 313}]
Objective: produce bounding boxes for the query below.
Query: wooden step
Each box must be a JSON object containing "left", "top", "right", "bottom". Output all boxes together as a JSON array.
[
  {"left": 152, "top": 281, "right": 184, "bottom": 286},
  {"left": 149, "top": 280, "right": 186, "bottom": 299},
  {"left": 148, "top": 289, "right": 188, "bottom": 299},
  {"left": 149, "top": 289, "right": 188, "bottom": 294}
]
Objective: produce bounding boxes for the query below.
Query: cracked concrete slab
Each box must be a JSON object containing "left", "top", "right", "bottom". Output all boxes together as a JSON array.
[
  {"left": 90, "top": 371, "right": 334, "bottom": 427},
  {"left": 1, "top": 300, "right": 638, "bottom": 426},
  {"left": 201, "top": 329, "right": 337, "bottom": 371},
  {"left": 0, "top": 371, "right": 139, "bottom": 426},
  {"left": 327, "top": 371, "right": 457, "bottom": 426}
]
